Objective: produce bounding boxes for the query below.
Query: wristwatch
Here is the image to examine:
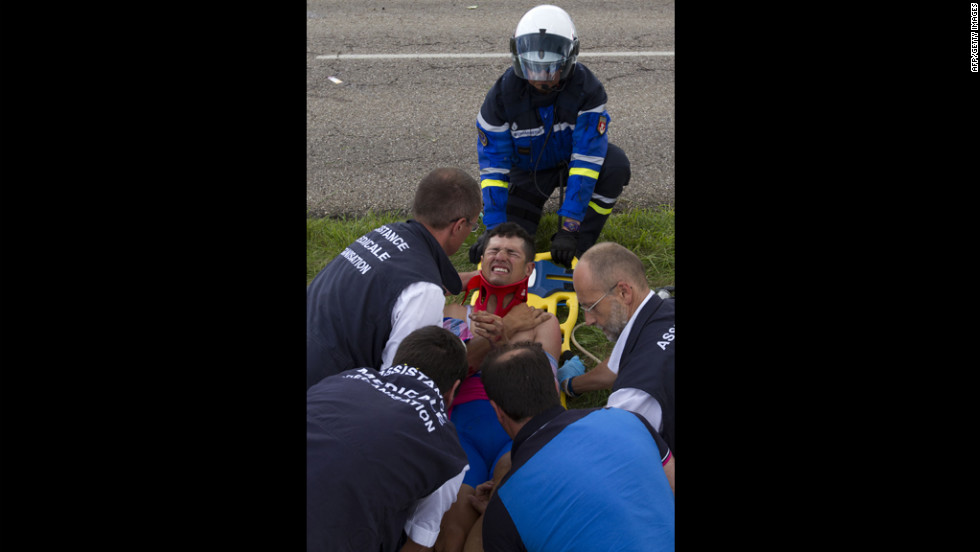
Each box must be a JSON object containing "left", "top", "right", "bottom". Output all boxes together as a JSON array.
[{"left": 562, "top": 376, "right": 580, "bottom": 398}]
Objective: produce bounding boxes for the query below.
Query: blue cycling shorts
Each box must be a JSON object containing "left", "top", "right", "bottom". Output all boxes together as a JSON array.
[{"left": 451, "top": 396, "right": 513, "bottom": 488}]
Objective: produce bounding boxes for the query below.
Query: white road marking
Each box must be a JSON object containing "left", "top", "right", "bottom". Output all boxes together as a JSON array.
[{"left": 315, "top": 51, "right": 673, "bottom": 60}]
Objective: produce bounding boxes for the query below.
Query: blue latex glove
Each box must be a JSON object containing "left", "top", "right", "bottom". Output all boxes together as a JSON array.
[{"left": 557, "top": 355, "right": 585, "bottom": 385}]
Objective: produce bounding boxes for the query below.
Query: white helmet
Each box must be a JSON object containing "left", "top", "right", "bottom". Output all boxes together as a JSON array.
[{"left": 509, "top": 5, "right": 579, "bottom": 81}]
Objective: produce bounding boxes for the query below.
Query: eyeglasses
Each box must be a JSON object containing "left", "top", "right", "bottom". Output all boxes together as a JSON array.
[
  {"left": 581, "top": 284, "right": 618, "bottom": 313},
  {"left": 457, "top": 216, "right": 480, "bottom": 233}
]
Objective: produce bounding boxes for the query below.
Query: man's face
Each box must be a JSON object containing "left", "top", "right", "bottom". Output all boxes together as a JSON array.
[
  {"left": 481, "top": 235, "right": 533, "bottom": 286},
  {"left": 573, "top": 261, "right": 630, "bottom": 342}
]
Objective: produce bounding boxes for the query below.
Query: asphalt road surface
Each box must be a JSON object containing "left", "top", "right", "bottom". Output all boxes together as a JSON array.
[{"left": 307, "top": 0, "right": 674, "bottom": 218}]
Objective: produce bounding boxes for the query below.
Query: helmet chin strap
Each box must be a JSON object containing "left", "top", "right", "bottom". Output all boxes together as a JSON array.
[
  {"left": 531, "top": 79, "right": 564, "bottom": 93},
  {"left": 464, "top": 273, "right": 530, "bottom": 317}
]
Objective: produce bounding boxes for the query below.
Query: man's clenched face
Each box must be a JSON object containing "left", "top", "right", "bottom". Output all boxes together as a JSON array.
[{"left": 481, "top": 235, "right": 534, "bottom": 287}]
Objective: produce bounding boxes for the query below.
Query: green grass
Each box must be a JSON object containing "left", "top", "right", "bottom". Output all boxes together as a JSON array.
[{"left": 307, "top": 206, "right": 674, "bottom": 409}]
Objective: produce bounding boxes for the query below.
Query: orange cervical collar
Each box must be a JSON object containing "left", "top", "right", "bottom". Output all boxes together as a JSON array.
[{"left": 464, "top": 273, "right": 529, "bottom": 316}]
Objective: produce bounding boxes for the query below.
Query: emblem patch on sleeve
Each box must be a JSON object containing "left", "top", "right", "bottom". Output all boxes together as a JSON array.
[
  {"left": 478, "top": 128, "right": 488, "bottom": 147},
  {"left": 596, "top": 116, "right": 607, "bottom": 136}
]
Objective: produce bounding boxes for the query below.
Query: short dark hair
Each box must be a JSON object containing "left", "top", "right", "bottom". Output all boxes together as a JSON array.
[
  {"left": 480, "top": 221, "right": 536, "bottom": 261},
  {"left": 392, "top": 325, "right": 468, "bottom": 395},
  {"left": 480, "top": 342, "right": 560, "bottom": 421},
  {"left": 412, "top": 168, "right": 482, "bottom": 229}
]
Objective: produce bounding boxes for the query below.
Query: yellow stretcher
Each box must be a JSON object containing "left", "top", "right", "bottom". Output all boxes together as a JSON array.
[
  {"left": 472, "top": 252, "right": 578, "bottom": 407},
  {"left": 525, "top": 252, "right": 579, "bottom": 355}
]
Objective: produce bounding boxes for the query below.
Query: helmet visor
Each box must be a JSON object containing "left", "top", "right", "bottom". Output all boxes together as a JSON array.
[{"left": 514, "top": 33, "right": 573, "bottom": 81}]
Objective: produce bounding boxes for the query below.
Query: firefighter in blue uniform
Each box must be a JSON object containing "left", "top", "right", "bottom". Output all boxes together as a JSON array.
[{"left": 472, "top": 4, "right": 631, "bottom": 268}]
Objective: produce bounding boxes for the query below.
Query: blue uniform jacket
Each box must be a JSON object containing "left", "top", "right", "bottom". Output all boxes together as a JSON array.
[{"left": 476, "top": 64, "right": 610, "bottom": 228}]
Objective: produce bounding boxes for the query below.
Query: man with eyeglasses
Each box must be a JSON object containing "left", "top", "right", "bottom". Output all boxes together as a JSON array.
[
  {"left": 306, "top": 167, "right": 483, "bottom": 389},
  {"left": 566, "top": 241, "right": 675, "bottom": 452},
  {"left": 307, "top": 326, "right": 470, "bottom": 552}
]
